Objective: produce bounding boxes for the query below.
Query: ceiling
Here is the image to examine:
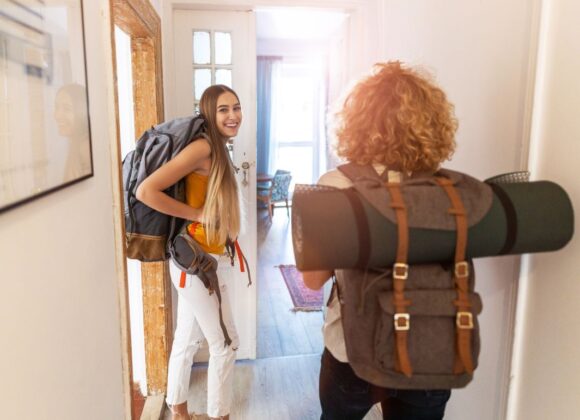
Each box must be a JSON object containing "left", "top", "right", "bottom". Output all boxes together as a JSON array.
[{"left": 255, "top": 8, "right": 349, "bottom": 41}]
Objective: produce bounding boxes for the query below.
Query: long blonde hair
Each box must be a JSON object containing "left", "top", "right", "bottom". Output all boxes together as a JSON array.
[{"left": 198, "top": 85, "right": 241, "bottom": 244}]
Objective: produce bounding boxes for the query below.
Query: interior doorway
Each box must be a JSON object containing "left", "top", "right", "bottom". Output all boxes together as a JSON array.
[
  {"left": 110, "top": 1, "right": 169, "bottom": 419},
  {"left": 254, "top": 7, "right": 350, "bottom": 359}
]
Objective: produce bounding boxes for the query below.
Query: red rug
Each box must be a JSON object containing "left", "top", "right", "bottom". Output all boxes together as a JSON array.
[{"left": 278, "top": 264, "right": 323, "bottom": 312}]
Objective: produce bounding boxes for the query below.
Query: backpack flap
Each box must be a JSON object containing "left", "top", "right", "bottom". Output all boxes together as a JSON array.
[
  {"left": 374, "top": 289, "right": 482, "bottom": 376},
  {"left": 338, "top": 163, "right": 494, "bottom": 230},
  {"left": 377, "top": 290, "right": 483, "bottom": 317}
]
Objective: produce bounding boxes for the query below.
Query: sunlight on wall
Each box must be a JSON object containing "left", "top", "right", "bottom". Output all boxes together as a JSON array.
[{"left": 114, "top": 25, "right": 147, "bottom": 396}]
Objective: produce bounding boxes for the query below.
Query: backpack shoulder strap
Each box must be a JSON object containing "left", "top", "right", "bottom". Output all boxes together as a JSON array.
[{"left": 337, "top": 163, "right": 390, "bottom": 183}]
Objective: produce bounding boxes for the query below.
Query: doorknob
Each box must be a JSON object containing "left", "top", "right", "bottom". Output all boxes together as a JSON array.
[{"left": 241, "top": 161, "right": 251, "bottom": 186}]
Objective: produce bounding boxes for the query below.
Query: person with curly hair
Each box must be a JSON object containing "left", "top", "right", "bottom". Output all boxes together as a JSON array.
[{"left": 302, "top": 61, "right": 458, "bottom": 420}]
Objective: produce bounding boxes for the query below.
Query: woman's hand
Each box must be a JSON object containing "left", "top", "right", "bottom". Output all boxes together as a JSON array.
[
  {"left": 301, "top": 270, "right": 334, "bottom": 290},
  {"left": 188, "top": 205, "right": 204, "bottom": 222}
]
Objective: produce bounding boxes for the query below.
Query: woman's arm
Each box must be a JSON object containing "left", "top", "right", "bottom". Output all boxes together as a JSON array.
[
  {"left": 136, "top": 139, "right": 211, "bottom": 220},
  {"left": 299, "top": 170, "right": 348, "bottom": 291},
  {"left": 301, "top": 270, "right": 334, "bottom": 291}
]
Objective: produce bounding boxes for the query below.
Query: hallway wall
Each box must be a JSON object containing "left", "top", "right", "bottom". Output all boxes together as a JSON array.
[
  {"left": 0, "top": 2, "right": 126, "bottom": 419},
  {"left": 509, "top": 0, "right": 580, "bottom": 417}
]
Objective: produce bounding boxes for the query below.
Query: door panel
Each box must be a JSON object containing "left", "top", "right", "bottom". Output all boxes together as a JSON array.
[{"left": 173, "top": 9, "right": 257, "bottom": 359}]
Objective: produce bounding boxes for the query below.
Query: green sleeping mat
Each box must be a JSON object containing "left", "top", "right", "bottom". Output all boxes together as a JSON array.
[{"left": 291, "top": 173, "right": 574, "bottom": 271}]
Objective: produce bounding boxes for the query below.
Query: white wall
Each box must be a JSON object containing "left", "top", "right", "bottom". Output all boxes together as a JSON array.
[
  {"left": 0, "top": 2, "right": 126, "bottom": 419},
  {"left": 509, "top": 0, "right": 580, "bottom": 418},
  {"left": 379, "top": 1, "right": 541, "bottom": 419},
  {"left": 150, "top": 0, "right": 162, "bottom": 15}
]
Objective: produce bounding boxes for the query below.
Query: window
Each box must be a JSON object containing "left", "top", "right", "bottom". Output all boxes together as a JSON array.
[
  {"left": 192, "top": 30, "right": 233, "bottom": 113},
  {"left": 271, "top": 59, "right": 325, "bottom": 188}
]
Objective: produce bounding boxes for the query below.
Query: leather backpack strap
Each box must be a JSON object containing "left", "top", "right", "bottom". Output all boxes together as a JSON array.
[
  {"left": 436, "top": 177, "right": 475, "bottom": 375},
  {"left": 385, "top": 182, "right": 413, "bottom": 377}
]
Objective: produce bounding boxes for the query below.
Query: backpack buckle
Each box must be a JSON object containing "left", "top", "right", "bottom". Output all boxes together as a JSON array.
[
  {"left": 455, "top": 261, "right": 469, "bottom": 278},
  {"left": 393, "top": 263, "right": 409, "bottom": 280},
  {"left": 394, "top": 313, "right": 410, "bottom": 331},
  {"left": 456, "top": 312, "right": 474, "bottom": 329}
]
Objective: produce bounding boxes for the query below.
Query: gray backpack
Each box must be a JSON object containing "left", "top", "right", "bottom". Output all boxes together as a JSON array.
[
  {"left": 335, "top": 163, "right": 485, "bottom": 389},
  {"left": 122, "top": 116, "right": 206, "bottom": 261}
]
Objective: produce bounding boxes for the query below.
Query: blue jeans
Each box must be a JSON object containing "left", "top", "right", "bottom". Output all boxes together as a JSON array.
[{"left": 320, "top": 348, "right": 451, "bottom": 420}]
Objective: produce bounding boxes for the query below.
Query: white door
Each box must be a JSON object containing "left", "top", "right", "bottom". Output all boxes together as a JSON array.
[{"left": 173, "top": 9, "right": 257, "bottom": 360}]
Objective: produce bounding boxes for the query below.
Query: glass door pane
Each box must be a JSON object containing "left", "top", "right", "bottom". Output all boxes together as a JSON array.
[
  {"left": 215, "top": 69, "right": 232, "bottom": 87},
  {"left": 194, "top": 68, "right": 211, "bottom": 100},
  {"left": 214, "top": 32, "right": 232, "bottom": 65},
  {"left": 193, "top": 31, "right": 211, "bottom": 64}
]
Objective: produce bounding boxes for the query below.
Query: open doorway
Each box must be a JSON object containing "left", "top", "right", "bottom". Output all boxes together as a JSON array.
[
  {"left": 255, "top": 7, "right": 349, "bottom": 359},
  {"left": 110, "top": 1, "right": 169, "bottom": 419}
]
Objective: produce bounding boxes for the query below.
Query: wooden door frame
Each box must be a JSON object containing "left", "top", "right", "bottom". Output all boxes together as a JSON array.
[{"left": 109, "top": 0, "right": 169, "bottom": 418}]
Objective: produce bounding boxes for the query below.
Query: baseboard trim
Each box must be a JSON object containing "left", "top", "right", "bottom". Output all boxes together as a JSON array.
[{"left": 140, "top": 394, "right": 165, "bottom": 420}]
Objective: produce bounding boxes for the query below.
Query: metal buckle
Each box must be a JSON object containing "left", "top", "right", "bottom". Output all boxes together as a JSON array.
[
  {"left": 455, "top": 261, "right": 469, "bottom": 278},
  {"left": 394, "top": 313, "right": 410, "bottom": 331},
  {"left": 456, "top": 312, "right": 474, "bottom": 329},
  {"left": 393, "top": 263, "right": 409, "bottom": 280}
]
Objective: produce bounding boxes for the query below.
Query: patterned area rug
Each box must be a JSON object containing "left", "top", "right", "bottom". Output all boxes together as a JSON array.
[{"left": 278, "top": 264, "right": 323, "bottom": 312}]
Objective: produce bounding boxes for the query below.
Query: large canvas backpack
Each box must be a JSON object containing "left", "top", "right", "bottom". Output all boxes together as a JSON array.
[
  {"left": 334, "top": 163, "right": 487, "bottom": 389},
  {"left": 122, "top": 115, "right": 206, "bottom": 262}
]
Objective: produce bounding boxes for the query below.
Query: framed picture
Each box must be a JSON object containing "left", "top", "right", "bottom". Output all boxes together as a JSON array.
[{"left": 0, "top": 0, "right": 92, "bottom": 213}]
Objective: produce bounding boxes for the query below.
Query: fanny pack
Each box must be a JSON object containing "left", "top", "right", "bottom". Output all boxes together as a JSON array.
[{"left": 169, "top": 223, "right": 218, "bottom": 289}]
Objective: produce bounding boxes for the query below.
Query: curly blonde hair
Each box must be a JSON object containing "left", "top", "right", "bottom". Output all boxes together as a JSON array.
[{"left": 334, "top": 61, "right": 458, "bottom": 173}]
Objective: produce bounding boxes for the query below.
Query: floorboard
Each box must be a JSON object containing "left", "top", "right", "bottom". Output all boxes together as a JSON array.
[
  {"left": 256, "top": 208, "right": 324, "bottom": 359},
  {"left": 162, "top": 354, "right": 381, "bottom": 420}
]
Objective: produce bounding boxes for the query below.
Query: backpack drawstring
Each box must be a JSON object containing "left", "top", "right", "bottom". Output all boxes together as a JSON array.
[
  {"left": 358, "top": 268, "right": 392, "bottom": 314},
  {"left": 224, "top": 238, "right": 252, "bottom": 287}
]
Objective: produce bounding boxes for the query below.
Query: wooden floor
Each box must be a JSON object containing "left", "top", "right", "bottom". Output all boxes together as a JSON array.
[
  {"left": 162, "top": 207, "right": 380, "bottom": 419},
  {"left": 256, "top": 207, "right": 324, "bottom": 358},
  {"left": 162, "top": 353, "right": 381, "bottom": 420}
]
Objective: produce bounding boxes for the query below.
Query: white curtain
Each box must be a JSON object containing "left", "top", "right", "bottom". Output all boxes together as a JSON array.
[{"left": 266, "top": 59, "right": 282, "bottom": 174}]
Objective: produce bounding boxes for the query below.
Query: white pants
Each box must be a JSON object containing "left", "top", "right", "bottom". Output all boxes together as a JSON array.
[{"left": 166, "top": 255, "right": 239, "bottom": 417}]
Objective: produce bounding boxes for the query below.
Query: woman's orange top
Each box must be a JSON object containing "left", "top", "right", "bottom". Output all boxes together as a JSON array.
[{"left": 184, "top": 172, "right": 225, "bottom": 254}]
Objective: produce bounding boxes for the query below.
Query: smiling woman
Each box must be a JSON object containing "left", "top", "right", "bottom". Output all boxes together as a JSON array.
[{"left": 136, "top": 84, "right": 243, "bottom": 420}]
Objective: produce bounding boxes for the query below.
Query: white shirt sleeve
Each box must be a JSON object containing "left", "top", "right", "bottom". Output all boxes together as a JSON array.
[{"left": 317, "top": 169, "right": 353, "bottom": 189}]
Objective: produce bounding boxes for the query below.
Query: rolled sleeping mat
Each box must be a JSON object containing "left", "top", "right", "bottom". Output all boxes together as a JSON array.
[{"left": 291, "top": 172, "right": 574, "bottom": 270}]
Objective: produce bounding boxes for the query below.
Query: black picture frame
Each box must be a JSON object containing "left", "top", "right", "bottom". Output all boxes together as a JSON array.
[{"left": 0, "top": 0, "right": 93, "bottom": 214}]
